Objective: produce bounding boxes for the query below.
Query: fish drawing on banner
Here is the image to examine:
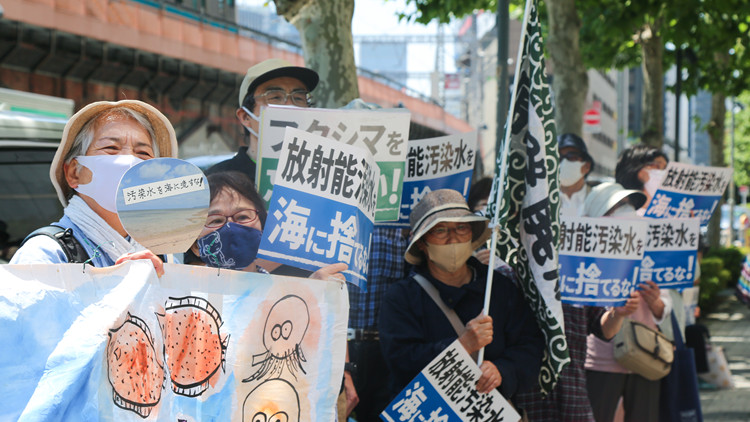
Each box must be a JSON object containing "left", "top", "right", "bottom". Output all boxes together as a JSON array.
[
  {"left": 243, "top": 295, "right": 310, "bottom": 383},
  {"left": 156, "top": 296, "right": 229, "bottom": 397},
  {"left": 106, "top": 313, "right": 166, "bottom": 418}
]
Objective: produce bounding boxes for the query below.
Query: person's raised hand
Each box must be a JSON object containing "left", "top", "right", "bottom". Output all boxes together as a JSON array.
[
  {"left": 311, "top": 262, "right": 348, "bottom": 281},
  {"left": 116, "top": 250, "right": 164, "bottom": 277}
]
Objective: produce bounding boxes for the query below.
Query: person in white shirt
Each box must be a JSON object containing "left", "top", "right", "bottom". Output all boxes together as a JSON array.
[{"left": 559, "top": 133, "right": 595, "bottom": 217}]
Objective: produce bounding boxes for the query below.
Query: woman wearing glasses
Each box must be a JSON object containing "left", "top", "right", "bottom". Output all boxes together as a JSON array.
[
  {"left": 378, "top": 189, "right": 544, "bottom": 403},
  {"left": 188, "top": 171, "right": 345, "bottom": 278}
]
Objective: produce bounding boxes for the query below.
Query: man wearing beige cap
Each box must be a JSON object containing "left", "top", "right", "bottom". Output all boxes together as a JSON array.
[
  {"left": 11, "top": 100, "right": 176, "bottom": 275},
  {"left": 206, "top": 58, "right": 319, "bottom": 181}
]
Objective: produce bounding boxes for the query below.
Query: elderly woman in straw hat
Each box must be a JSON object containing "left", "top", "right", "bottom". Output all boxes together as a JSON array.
[
  {"left": 11, "top": 100, "right": 177, "bottom": 275},
  {"left": 379, "top": 189, "right": 544, "bottom": 401},
  {"left": 582, "top": 182, "right": 672, "bottom": 422}
]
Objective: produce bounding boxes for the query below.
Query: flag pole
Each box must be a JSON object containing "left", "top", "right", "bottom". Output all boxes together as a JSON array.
[{"left": 478, "top": 0, "right": 533, "bottom": 366}]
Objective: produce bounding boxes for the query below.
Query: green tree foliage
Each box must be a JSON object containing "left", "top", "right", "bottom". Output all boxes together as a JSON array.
[{"left": 725, "top": 91, "right": 750, "bottom": 189}]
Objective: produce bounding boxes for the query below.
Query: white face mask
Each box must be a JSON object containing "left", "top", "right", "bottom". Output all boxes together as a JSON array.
[
  {"left": 643, "top": 168, "right": 666, "bottom": 197},
  {"left": 73, "top": 155, "right": 143, "bottom": 213},
  {"left": 424, "top": 241, "right": 474, "bottom": 273},
  {"left": 609, "top": 203, "right": 637, "bottom": 218},
  {"left": 241, "top": 106, "right": 261, "bottom": 140},
  {"left": 559, "top": 159, "right": 585, "bottom": 187}
]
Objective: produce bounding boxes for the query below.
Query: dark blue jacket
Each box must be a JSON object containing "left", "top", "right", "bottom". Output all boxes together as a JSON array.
[{"left": 379, "top": 257, "right": 544, "bottom": 400}]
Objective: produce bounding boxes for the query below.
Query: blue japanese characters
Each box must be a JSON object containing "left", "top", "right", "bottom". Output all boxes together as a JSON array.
[
  {"left": 644, "top": 162, "right": 733, "bottom": 226},
  {"left": 559, "top": 217, "right": 649, "bottom": 307},
  {"left": 257, "top": 127, "right": 379, "bottom": 288}
]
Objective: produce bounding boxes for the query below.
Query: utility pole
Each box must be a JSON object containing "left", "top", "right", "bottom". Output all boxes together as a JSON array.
[{"left": 496, "top": 0, "right": 509, "bottom": 158}]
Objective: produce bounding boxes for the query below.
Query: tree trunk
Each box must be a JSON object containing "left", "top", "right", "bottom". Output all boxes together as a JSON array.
[
  {"left": 275, "top": 0, "right": 359, "bottom": 109},
  {"left": 545, "top": 0, "right": 588, "bottom": 137},
  {"left": 639, "top": 21, "right": 664, "bottom": 148},
  {"left": 706, "top": 88, "right": 727, "bottom": 248}
]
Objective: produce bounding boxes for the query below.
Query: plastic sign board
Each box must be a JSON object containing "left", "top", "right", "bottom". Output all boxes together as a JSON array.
[
  {"left": 257, "top": 127, "right": 379, "bottom": 288},
  {"left": 256, "top": 105, "right": 410, "bottom": 221},
  {"left": 380, "top": 131, "right": 478, "bottom": 228},
  {"left": 642, "top": 218, "right": 700, "bottom": 290},
  {"left": 643, "top": 162, "right": 733, "bottom": 226},
  {"left": 559, "top": 216, "right": 649, "bottom": 307},
  {"left": 381, "top": 340, "right": 521, "bottom": 422}
]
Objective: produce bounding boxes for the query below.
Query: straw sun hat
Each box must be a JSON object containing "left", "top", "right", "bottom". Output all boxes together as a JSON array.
[
  {"left": 405, "top": 189, "right": 491, "bottom": 265},
  {"left": 50, "top": 100, "right": 178, "bottom": 206}
]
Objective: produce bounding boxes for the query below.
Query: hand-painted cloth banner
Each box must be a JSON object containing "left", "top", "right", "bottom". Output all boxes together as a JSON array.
[
  {"left": 644, "top": 162, "right": 733, "bottom": 226},
  {"left": 380, "top": 340, "right": 520, "bottom": 422},
  {"left": 257, "top": 105, "right": 410, "bottom": 221},
  {"left": 484, "top": 0, "right": 568, "bottom": 394},
  {"left": 642, "top": 218, "right": 700, "bottom": 290},
  {"left": 0, "top": 261, "right": 348, "bottom": 422},
  {"left": 379, "top": 132, "right": 477, "bottom": 228},
  {"left": 257, "top": 127, "right": 379, "bottom": 288},
  {"left": 559, "top": 216, "right": 649, "bottom": 307}
]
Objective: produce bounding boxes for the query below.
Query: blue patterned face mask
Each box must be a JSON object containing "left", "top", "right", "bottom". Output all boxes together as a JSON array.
[{"left": 196, "top": 223, "right": 262, "bottom": 270}]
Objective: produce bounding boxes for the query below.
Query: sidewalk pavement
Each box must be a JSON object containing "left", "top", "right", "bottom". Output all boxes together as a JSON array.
[{"left": 699, "top": 289, "right": 750, "bottom": 421}]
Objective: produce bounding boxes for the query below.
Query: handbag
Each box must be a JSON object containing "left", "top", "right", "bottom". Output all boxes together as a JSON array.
[
  {"left": 613, "top": 318, "right": 674, "bottom": 381},
  {"left": 660, "top": 312, "right": 703, "bottom": 422},
  {"left": 698, "top": 344, "right": 734, "bottom": 389}
]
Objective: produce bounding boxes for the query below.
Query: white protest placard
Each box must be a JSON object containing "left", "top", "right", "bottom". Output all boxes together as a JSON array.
[
  {"left": 256, "top": 105, "right": 410, "bottom": 221},
  {"left": 642, "top": 218, "right": 701, "bottom": 290},
  {"left": 644, "top": 162, "right": 733, "bottom": 226},
  {"left": 559, "top": 216, "right": 649, "bottom": 307},
  {"left": 380, "top": 340, "right": 520, "bottom": 422},
  {"left": 257, "top": 127, "right": 379, "bottom": 289},
  {"left": 0, "top": 262, "right": 348, "bottom": 421},
  {"left": 381, "top": 131, "right": 477, "bottom": 228}
]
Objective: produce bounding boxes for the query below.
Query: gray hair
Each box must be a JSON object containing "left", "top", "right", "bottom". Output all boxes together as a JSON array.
[{"left": 63, "top": 106, "right": 160, "bottom": 165}]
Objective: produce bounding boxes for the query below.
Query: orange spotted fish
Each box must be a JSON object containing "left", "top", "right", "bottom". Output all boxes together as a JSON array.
[
  {"left": 107, "top": 313, "right": 165, "bottom": 418},
  {"left": 157, "top": 296, "right": 229, "bottom": 397}
]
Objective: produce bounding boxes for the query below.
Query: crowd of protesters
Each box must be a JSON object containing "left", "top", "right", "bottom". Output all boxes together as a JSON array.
[{"left": 6, "top": 58, "right": 710, "bottom": 422}]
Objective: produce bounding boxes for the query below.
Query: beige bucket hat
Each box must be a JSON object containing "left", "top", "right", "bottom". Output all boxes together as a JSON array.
[
  {"left": 405, "top": 189, "right": 491, "bottom": 265},
  {"left": 50, "top": 100, "right": 178, "bottom": 206}
]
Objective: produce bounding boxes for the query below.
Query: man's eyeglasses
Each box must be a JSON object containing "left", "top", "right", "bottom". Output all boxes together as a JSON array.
[
  {"left": 426, "top": 223, "right": 473, "bottom": 240},
  {"left": 561, "top": 151, "right": 585, "bottom": 162},
  {"left": 204, "top": 209, "right": 259, "bottom": 228},
  {"left": 254, "top": 88, "right": 310, "bottom": 107}
]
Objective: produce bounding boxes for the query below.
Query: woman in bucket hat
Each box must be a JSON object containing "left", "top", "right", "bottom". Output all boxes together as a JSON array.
[
  {"left": 378, "top": 189, "right": 544, "bottom": 401},
  {"left": 11, "top": 100, "right": 177, "bottom": 275},
  {"left": 582, "top": 182, "right": 672, "bottom": 422}
]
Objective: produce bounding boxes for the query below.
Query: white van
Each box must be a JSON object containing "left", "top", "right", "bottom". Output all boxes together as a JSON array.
[{"left": 0, "top": 88, "right": 73, "bottom": 245}]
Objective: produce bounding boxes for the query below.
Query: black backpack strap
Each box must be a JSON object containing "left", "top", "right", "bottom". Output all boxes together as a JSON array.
[{"left": 22, "top": 225, "right": 90, "bottom": 264}]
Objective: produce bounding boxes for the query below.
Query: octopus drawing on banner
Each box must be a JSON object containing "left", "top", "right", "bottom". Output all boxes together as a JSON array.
[
  {"left": 243, "top": 295, "right": 310, "bottom": 383},
  {"left": 156, "top": 296, "right": 229, "bottom": 397},
  {"left": 243, "top": 378, "right": 300, "bottom": 422},
  {"left": 106, "top": 313, "right": 165, "bottom": 418}
]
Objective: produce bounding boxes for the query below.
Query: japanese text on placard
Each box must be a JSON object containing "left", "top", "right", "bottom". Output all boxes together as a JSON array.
[{"left": 123, "top": 175, "right": 205, "bottom": 205}]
